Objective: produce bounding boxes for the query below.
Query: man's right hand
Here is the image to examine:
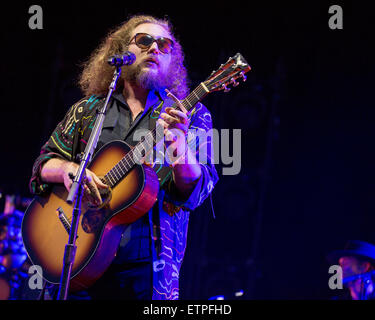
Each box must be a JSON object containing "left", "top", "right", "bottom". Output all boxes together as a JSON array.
[
  {"left": 60, "top": 161, "right": 108, "bottom": 206},
  {"left": 41, "top": 158, "right": 108, "bottom": 206}
]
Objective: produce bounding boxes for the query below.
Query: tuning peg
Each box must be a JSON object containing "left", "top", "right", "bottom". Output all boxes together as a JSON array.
[
  {"left": 221, "top": 84, "right": 231, "bottom": 92},
  {"left": 240, "top": 71, "right": 247, "bottom": 82},
  {"left": 230, "top": 78, "right": 239, "bottom": 87}
]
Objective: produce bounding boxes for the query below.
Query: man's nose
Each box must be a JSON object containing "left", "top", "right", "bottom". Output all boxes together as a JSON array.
[{"left": 148, "top": 41, "right": 160, "bottom": 54}]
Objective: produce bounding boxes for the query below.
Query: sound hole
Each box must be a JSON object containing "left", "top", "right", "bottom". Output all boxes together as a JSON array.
[{"left": 81, "top": 209, "right": 106, "bottom": 234}]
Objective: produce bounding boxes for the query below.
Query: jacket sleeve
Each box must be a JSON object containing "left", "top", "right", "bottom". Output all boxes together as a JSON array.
[
  {"left": 163, "top": 102, "right": 219, "bottom": 211},
  {"left": 29, "top": 98, "right": 88, "bottom": 195}
]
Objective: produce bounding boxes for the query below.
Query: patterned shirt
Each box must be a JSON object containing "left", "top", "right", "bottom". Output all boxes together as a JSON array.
[{"left": 29, "top": 89, "right": 218, "bottom": 300}]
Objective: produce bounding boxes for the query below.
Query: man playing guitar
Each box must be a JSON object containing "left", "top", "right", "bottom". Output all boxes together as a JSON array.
[{"left": 27, "top": 14, "right": 219, "bottom": 300}]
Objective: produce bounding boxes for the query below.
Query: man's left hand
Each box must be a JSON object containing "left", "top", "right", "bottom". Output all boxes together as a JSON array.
[{"left": 157, "top": 89, "right": 191, "bottom": 164}]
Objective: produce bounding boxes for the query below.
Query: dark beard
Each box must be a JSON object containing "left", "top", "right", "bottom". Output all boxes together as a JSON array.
[{"left": 123, "top": 63, "right": 171, "bottom": 91}]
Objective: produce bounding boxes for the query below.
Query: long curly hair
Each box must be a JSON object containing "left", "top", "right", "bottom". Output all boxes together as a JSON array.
[{"left": 78, "top": 15, "right": 189, "bottom": 99}]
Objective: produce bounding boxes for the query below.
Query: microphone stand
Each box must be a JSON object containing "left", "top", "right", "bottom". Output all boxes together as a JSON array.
[
  {"left": 57, "top": 66, "right": 122, "bottom": 300},
  {"left": 343, "top": 270, "right": 375, "bottom": 300}
]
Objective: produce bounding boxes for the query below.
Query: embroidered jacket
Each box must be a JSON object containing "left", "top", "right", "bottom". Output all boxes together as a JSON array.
[{"left": 29, "top": 90, "right": 218, "bottom": 299}]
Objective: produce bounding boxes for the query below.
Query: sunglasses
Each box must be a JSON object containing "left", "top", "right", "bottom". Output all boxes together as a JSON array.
[{"left": 132, "top": 33, "right": 174, "bottom": 54}]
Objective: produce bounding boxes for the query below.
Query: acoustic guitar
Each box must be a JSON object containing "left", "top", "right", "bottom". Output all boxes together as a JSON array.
[{"left": 21, "top": 53, "right": 251, "bottom": 291}]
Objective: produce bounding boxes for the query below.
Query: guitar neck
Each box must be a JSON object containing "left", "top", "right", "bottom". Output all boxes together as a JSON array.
[
  {"left": 102, "top": 82, "right": 210, "bottom": 187},
  {"left": 180, "top": 82, "right": 210, "bottom": 112}
]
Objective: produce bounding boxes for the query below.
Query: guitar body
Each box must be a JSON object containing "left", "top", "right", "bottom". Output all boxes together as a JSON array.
[{"left": 21, "top": 140, "right": 159, "bottom": 291}]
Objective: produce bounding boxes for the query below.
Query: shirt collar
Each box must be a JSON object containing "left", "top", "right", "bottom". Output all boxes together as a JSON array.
[
  {"left": 111, "top": 92, "right": 127, "bottom": 106},
  {"left": 112, "top": 89, "right": 166, "bottom": 110}
]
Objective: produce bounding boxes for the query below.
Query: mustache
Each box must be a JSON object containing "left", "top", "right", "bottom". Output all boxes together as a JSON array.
[{"left": 143, "top": 56, "right": 159, "bottom": 65}]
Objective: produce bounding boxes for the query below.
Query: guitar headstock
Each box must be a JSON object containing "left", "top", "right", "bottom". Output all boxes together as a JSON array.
[{"left": 204, "top": 53, "right": 251, "bottom": 93}]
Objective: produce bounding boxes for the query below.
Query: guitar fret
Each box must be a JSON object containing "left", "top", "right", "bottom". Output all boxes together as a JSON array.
[
  {"left": 191, "top": 90, "right": 200, "bottom": 102},
  {"left": 111, "top": 167, "right": 117, "bottom": 181},
  {"left": 122, "top": 155, "right": 130, "bottom": 169},
  {"left": 196, "top": 85, "right": 205, "bottom": 99},
  {"left": 103, "top": 174, "right": 113, "bottom": 187},
  {"left": 120, "top": 162, "right": 126, "bottom": 174},
  {"left": 146, "top": 135, "right": 153, "bottom": 149},
  {"left": 188, "top": 94, "right": 196, "bottom": 105},
  {"left": 114, "top": 165, "right": 122, "bottom": 178},
  {"left": 116, "top": 163, "right": 124, "bottom": 176},
  {"left": 112, "top": 167, "right": 120, "bottom": 181},
  {"left": 130, "top": 150, "right": 136, "bottom": 164},
  {"left": 134, "top": 145, "right": 143, "bottom": 162},
  {"left": 146, "top": 133, "right": 155, "bottom": 154},
  {"left": 107, "top": 171, "right": 116, "bottom": 186},
  {"left": 119, "top": 160, "right": 127, "bottom": 173},
  {"left": 117, "top": 162, "right": 123, "bottom": 173},
  {"left": 118, "top": 159, "right": 125, "bottom": 171},
  {"left": 108, "top": 170, "right": 116, "bottom": 185},
  {"left": 183, "top": 98, "right": 192, "bottom": 110},
  {"left": 129, "top": 154, "right": 135, "bottom": 166}
]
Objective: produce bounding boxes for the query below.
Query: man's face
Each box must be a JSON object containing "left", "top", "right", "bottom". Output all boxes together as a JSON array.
[
  {"left": 339, "top": 256, "right": 368, "bottom": 278},
  {"left": 124, "top": 23, "right": 173, "bottom": 90},
  {"left": 339, "top": 255, "right": 373, "bottom": 299}
]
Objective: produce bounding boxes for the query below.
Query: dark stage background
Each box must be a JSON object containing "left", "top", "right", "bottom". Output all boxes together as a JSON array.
[{"left": 1, "top": 1, "right": 375, "bottom": 300}]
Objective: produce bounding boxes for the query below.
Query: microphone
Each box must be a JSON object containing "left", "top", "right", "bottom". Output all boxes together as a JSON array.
[
  {"left": 342, "top": 270, "right": 375, "bottom": 284},
  {"left": 107, "top": 52, "right": 136, "bottom": 67}
]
